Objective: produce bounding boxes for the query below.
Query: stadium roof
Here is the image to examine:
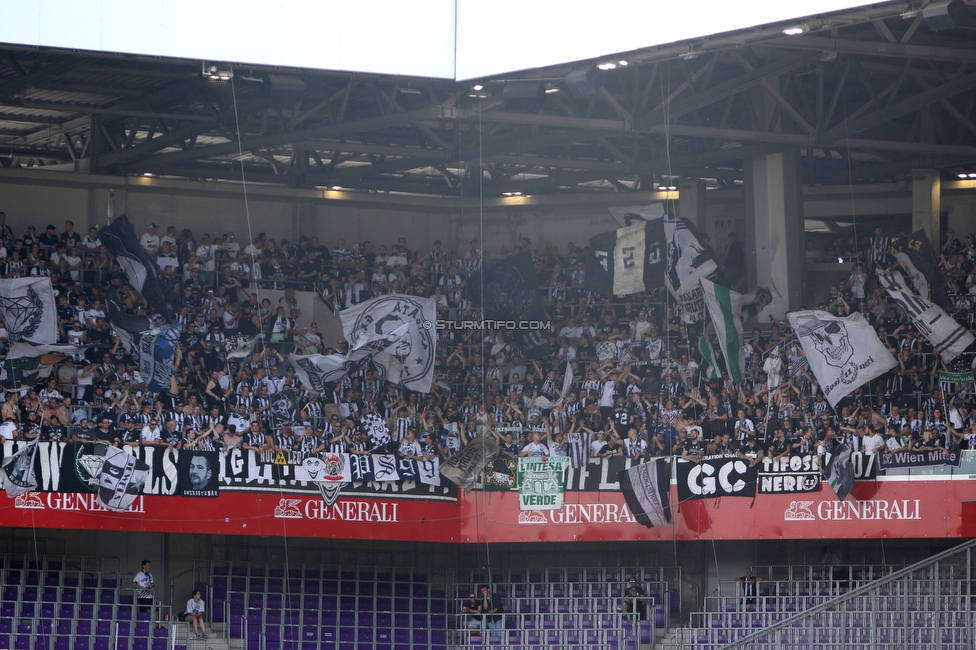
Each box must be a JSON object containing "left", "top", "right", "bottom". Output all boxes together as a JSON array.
[{"left": 2, "top": 0, "right": 976, "bottom": 197}]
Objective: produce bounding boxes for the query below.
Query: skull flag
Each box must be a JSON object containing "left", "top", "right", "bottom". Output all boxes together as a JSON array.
[{"left": 788, "top": 310, "right": 897, "bottom": 408}]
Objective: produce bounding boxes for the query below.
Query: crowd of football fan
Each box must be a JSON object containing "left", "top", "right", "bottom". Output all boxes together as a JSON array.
[{"left": 0, "top": 208, "right": 973, "bottom": 472}]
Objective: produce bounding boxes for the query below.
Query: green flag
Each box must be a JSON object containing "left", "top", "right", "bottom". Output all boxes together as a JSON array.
[{"left": 700, "top": 278, "right": 745, "bottom": 382}]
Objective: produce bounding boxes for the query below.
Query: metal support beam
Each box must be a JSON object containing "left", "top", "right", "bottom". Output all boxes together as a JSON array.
[
  {"left": 821, "top": 69, "right": 976, "bottom": 141},
  {"left": 143, "top": 105, "right": 445, "bottom": 166},
  {"left": 769, "top": 35, "right": 976, "bottom": 64}
]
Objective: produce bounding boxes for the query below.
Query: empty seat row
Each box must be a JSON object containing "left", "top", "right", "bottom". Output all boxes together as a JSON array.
[
  {"left": 215, "top": 578, "right": 429, "bottom": 598},
  {"left": 2, "top": 590, "right": 130, "bottom": 607},
  {"left": 228, "top": 595, "right": 446, "bottom": 615},
  {"left": 0, "top": 603, "right": 143, "bottom": 620}
]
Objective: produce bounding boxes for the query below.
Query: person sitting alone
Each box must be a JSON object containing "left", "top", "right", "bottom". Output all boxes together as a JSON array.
[{"left": 185, "top": 589, "right": 207, "bottom": 637}]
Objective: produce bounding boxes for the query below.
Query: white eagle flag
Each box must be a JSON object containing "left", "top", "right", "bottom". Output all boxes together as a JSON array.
[
  {"left": 0, "top": 278, "right": 57, "bottom": 344},
  {"left": 340, "top": 295, "right": 437, "bottom": 392},
  {"left": 788, "top": 310, "right": 897, "bottom": 408},
  {"left": 877, "top": 271, "right": 974, "bottom": 363}
]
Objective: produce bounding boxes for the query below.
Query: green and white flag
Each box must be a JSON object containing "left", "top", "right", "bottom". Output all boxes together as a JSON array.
[
  {"left": 698, "top": 333, "right": 722, "bottom": 380},
  {"left": 700, "top": 278, "right": 745, "bottom": 383},
  {"left": 517, "top": 456, "right": 570, "bottom": 511},
  {"left": 939, "top": 370, "right": 975, "bottom": 384}
]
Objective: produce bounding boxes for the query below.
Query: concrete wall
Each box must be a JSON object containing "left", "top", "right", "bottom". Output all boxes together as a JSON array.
[{"left": 6, "top": 168, "right": 976, "bottom": 270}]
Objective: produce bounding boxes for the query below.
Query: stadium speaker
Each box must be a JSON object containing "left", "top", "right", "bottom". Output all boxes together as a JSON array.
[
  {"left": 564, "top": 66, "right": 603, "bottom": 99},
  {"left": 502, "top": 82, "right": 546, "bottom": 111},
  {"left": 923, "top": 0, "right": 976, "bottom": 31},
  {"left": 263, "top": 74, "right": 306, "bottom": 104}
]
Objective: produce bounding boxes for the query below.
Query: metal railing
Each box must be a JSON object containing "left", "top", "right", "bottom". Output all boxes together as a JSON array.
[
  {"left": 666, "top": 538, "right": 976, "bottom": 650},
  {"left": 450, "top": 611, "right": 644, "bottom": 649}
]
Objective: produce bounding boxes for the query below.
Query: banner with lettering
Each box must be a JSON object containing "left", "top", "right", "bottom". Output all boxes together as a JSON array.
[
  {"left": 676, "top": 456, "right": 759, "bottom": 501},
  {"left": 0, "top": 442, "right": 456, "bottom": 502},
  {"left": 517, "top": 457, "right": 570, "bottom": 510},
  {"left": 878, "top": 449, "right": 961, "bottom": 470},
  {"left": 757, "top": 455, "right": 822, "bottom": 494}
]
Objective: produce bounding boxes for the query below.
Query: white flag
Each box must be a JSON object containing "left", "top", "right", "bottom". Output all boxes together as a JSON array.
[
  {"left": 700, "top": 278, "right": 745, "bottom": 383},
  {"left": 877, "top": 271, "right": 974, "bottom": 362},
  {"left": 613, "top": 222, "right": 647, "bottom": 296},
  {"left": 0, "top": 278, "right": 57, "bottom": 344},
  {"left": 341, "top": 295, "right": 437, "bottom": 392},
  {"left": 788, "top": 310, "right": 897, "bottom": 407},
  {"left": 531, "top": 362, "right": 574, "bottom": 410}
]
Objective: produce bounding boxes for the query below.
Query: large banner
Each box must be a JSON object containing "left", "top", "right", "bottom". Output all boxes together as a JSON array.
[
  {"left": 675, "top": 457, "right": 759, "bottom": 501},
  {"left": 340, "top": 295, "right": 437, "bottom": 392},
  {"left": 0, "top": 441, "right": 972, "bottom": 542}
]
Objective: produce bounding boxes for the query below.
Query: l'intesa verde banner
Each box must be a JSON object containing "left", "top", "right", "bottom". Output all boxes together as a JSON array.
[
  {"left": 517, "top": 457, "right": 570, "bottom": 510},
  {"left": 0, "top": 442, "right": 972, "bottom": 542}
]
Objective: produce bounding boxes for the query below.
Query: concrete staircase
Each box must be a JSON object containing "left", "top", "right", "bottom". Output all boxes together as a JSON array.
[{"left": 172, "top": 622, "right": 237, "bottom": 650}]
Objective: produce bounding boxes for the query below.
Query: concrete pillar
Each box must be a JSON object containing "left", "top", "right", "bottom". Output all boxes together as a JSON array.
[
  {"left": 912, "top": 168, "right": 941, "bottom": 239},
  {"left": 743, "top": 152, "right": 805, "bottom": 319},
  {"left": 678, "top": 177, "right": 707, "bottom": 233}
]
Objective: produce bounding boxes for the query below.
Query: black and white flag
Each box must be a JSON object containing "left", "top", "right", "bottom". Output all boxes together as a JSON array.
[
  {"left": 888, "top": 230, "right": 950, "bottom": 309},
  {"left": 613, "top": 222, "right": 664, "bottom": 295},
  {"left": 225, "top": 333, "right": 259, "bottom": 359},
  {"left": 440, "top": 433, "right": 499, "bottom": 492},
  {"left": 99, "top": 214, "right": 174, "bottom": 320},
  {"left": 98, "top": 445, "right": 150, "bottom": 512},
  {"left": 619, "top": 458, "right": 672, "bottom": 528},
  {"left": 607, "top": 202, "right": 666, "bottom": 228},
  {"left": 340, "top": 295, "right": 436, "bottom": 391},
  {"left": 877, "top": 270, "right": 974, "bottom": 362},
  {"left": 664, "top": 216, "right": 718, "bottom": 322},
  {"left": 466, "top": 253, "right": 551, "bottom": 359},
  {"left": 268, "top": 389, "right": 303, "bottom": 428},
  {"left": 788, "top": 310, "right": 897, "bottom": 408},
  {"left": 289, "top": 351, "right": 369, "bottom": 393},
  {"left": 584, "top": 230, "right": 617, "bottom": 294},
  {"left": 106, "top": 291, "right": 181, "bottom": 392},
  {"left": 0, "top": 277, "right": 57, "bottom": 344},
  {"left": 1, "top": 439, "right": 38, "bottom": 499},
  {"left": 824, "top": 444, "right": 856, "bottom": 502}
]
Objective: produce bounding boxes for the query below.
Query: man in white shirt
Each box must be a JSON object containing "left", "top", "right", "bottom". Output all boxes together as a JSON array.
[
  {"left": 140, "top": 223, "right": 160, "bottom": 257},
  {"left": 519, "top": 431, "right": 550, "bottom": 457},
  {"left": 0, "top": 420, "right": 18, "bottom": 442},
  {"left": 223, "top": 232, "right": 241, "bottom": 255},
  {"left": 156, "top": 242, "right": 179, "bottom": 273},
  {"left": 862, "top": 428, "right": 886, "bottom": 454},
  {"left": 82, "top": 227, "right": 101, "bottom": 250},
  {"left": 195, "top": 233, "right": 220, "bottom": 287}
]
